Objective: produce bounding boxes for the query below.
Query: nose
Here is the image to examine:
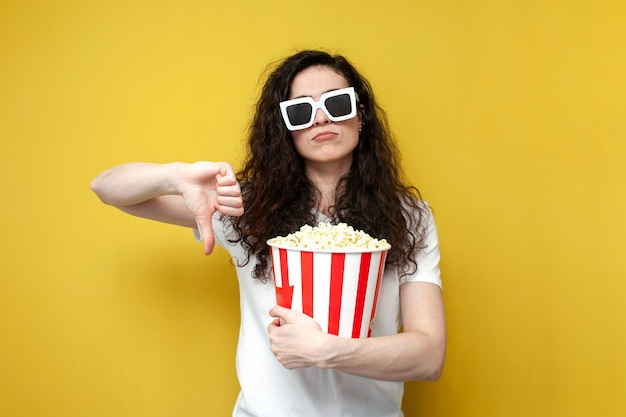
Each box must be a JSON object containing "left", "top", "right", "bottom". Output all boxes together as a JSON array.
[{"left": 313, "top": 108, "right": 330, "bottom": 126}]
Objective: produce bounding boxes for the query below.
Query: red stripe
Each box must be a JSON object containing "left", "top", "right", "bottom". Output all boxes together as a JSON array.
[
  {"left": 352, "top": 253, "right": 372, "bottom": 338},
  {"left": 275, "top": 248, "right": 293, "bottom": 309},
  {"left": 328, "top": 253, "right": 345, "bottom": 336},
  {"left": 368, "top": 252, "right": 387, "bottom": 337},
  {"left": 301, "top": 251, "right": 314, "bottom": 317}
]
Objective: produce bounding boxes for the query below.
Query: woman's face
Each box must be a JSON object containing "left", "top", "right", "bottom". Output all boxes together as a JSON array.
[{"left": 287, "top": 66, "right": 362, "bottom": 173}]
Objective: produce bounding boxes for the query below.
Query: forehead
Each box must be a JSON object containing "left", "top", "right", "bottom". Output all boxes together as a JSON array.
[{"left": 289, "top": 65, "right": 349, "bottom": 99}]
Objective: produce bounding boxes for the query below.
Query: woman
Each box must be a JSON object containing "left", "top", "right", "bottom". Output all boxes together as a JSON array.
[{"left": 91, "top": 50, "right": 446, "bottom": 417}]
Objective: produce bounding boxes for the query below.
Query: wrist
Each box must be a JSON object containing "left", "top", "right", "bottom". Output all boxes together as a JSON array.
[
  {"left": 316, "top": 333, "right": 352, "bottom": 369},
  {"left": 165, "top": 162, "right": 187, "bottom": 195}
]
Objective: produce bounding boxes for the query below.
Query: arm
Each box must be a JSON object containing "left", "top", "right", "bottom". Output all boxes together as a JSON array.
[
  {"left": 268, "top": 281, "right": 446, "bottom": 381},
  {"left": 90, "top": 161, "right": 243, "bottom": 254}
]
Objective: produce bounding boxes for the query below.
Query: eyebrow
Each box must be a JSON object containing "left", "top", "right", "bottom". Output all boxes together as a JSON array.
[{"left": 291, "top": 87, "right": 343, "bottom": 100}]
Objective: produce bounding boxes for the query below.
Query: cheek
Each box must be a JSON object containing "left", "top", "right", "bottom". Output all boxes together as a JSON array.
[
  {"left": 291, "top": 132, "right": 306, "bottom": 153},
  {"left": 343, "top": 122, "right": 361, "bottom": 145},
  {"left": 346, "top": 132, "right": 360, "bottom": 151}
]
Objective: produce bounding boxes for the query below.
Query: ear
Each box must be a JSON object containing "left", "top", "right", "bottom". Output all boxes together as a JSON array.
[{"left": 358, "top": 104, "right": 365, "bottom": 126}]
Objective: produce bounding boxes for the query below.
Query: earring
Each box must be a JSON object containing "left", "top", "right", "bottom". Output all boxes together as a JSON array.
[{"left": 359, "top": 110, "right": 365, "bottom": 134}]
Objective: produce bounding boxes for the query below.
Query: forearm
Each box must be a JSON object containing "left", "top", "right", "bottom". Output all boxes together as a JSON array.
[
  {"left": 268, "top": 283, "right": 446, "bottom": 381},
  {"left": 91, "top": 160, "right": 242, "bottom": 254},
  {"left": 91, "top": 162, "right": 183, "bottom": 206},
  {"left": 318, "top": 330, "right": 445, "bottom": 382}
]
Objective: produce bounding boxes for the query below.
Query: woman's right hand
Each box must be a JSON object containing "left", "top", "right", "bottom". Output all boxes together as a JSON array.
[
  {"left": 178, "top": 161, "right": 244, "bottom": 254},
  {"left": 91, "top": 161, "right": 244, "bottom": 255}
]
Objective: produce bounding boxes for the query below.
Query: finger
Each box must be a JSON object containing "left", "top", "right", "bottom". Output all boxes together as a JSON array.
[
  {"left": 215, "top": 197, "right": 244, "bottom": 217},
  {"left": 216, "top": 172, "right": 237, "bottom": 187},
  {"left": 195, "top": 214, "right": 215, "bottom": 255},
  {"left": 216, "top": 204, "right": 244, "bottom": 217},
  {"left": 216, "top": 182, "right": 242, "bottom": 197},
  {"left": 267, "top": 318, "right": 281, "bottom": 332},
  {"left": 217, "top": 162, "right": 236, "bottom": 180},
  {"left": 216, "top": 185, "right": 243, "bottom": 204},
  {"left": 216, "top": 183, "right": 243, "bottom": 216},
  {"left": 269, "top": 305, "right": 293, "bottom": 321}
]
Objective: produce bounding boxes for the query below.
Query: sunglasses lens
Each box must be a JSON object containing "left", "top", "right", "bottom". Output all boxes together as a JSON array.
[
  {"left": 324, "top": 93, "right": 352, "bottom": 118},
  {"left": 286, "top": 102, "right": 313, "bottom": 127}
]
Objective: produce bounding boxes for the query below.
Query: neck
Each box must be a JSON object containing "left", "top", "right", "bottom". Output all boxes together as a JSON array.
[{"left": 305, "top": 160, "right": 351, "bottom": 216}]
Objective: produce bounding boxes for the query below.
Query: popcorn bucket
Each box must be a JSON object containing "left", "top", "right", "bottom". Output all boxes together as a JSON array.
[{"left": 268, "top": 244, "right": 389, "bottom": 338}]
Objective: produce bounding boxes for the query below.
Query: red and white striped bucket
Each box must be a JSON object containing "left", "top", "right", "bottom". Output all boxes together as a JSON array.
[{"left": 268, "top": 244, "right": 389, "bottom": 338}]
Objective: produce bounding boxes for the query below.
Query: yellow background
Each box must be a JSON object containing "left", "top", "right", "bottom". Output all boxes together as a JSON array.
[{"left": 1, "top": 0, "right": 625, "bottom": 416}]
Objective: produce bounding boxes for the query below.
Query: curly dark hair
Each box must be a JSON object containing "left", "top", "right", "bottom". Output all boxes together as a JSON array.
[{"left": 228, "top": 50, "right": 429, "bottom": 281}]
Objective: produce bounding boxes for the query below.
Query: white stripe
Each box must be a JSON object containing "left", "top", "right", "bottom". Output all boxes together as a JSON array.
[
  {"left": 287, "top": 249, "right": 303, "bottom": 311},
  {"left": 270, "top": 247, "right": 283, "bottom": 288},
  {"left": 338, "top": 253, "right": 362, "bottom": 337},
  {"left": 311, "top": 252, "right": 331, "bottom": 333}
]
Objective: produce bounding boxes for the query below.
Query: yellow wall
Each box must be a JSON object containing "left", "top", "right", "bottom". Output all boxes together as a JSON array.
[{"left": 1, "top": 1, "right": 625, "bottom": 416}]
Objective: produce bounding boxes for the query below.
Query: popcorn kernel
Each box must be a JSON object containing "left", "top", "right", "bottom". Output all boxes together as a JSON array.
[{"left": 268, "top": 223, "right": 389, "bottom": 250}]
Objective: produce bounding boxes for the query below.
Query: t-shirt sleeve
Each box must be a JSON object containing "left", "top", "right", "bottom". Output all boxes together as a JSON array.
[
  {"left": 402, "top": 207, "right": 442, "bottom": 289},
  {"left": 192, "top": 223, "right": 202, "bottom": 242}
]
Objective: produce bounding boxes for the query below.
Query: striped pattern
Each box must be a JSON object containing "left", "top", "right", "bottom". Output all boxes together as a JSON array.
[{"left": 270, "top": 247, "right": 388, "bottom": 338}]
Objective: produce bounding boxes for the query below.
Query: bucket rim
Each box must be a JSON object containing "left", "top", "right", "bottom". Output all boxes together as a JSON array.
[{"left": 267, "top": 240, "right": 391, "bottom": 254}]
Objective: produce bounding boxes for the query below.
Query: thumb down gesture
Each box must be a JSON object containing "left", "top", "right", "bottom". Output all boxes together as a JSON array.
[{"left": 180, "top": 161, "right": 244, "bottom": 254}]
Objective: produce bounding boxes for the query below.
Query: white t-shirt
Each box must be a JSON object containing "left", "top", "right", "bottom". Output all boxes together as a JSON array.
[{"left": 205, "top": 209, "right": 442, "bottom": 417}]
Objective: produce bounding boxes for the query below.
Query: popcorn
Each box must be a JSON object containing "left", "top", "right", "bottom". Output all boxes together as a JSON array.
[{"left": 268, "top": 222, "right": 390, "bottom": 250}]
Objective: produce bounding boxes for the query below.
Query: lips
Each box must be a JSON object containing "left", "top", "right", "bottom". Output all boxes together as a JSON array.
[{"left": 313, "top": 131, "right": 338, "bottom": 141}]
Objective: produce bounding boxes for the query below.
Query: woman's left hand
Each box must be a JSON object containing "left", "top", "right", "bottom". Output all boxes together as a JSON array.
[{"left": 267, "top": 305, "right": 332, "bottom": 369}]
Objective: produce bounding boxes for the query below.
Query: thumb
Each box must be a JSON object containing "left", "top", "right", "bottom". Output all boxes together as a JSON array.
[{"left": 195, "top": 214, "right": 216, "bottom": 255}]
